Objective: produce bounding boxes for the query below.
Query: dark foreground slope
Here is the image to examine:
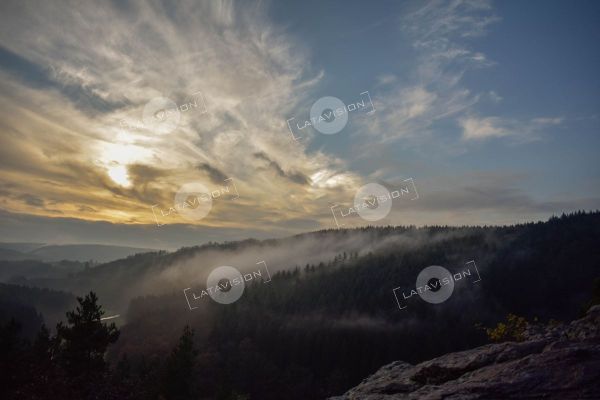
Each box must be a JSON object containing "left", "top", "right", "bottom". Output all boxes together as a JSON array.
[
  {"left": 3, "top": 212, "right": 600, "bottom": 399},
  {"left": 330, "top": 305, "right": 600, "bottom": 400}
]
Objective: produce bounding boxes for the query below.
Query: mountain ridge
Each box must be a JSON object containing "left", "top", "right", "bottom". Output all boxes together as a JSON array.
[{"left": 0, "top": 242, "right": 159, "bottom": 263}]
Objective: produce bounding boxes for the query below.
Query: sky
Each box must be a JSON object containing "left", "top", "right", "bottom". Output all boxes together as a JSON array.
[{"left": 0, "top": 0, "right": 598, "bottom": 250}]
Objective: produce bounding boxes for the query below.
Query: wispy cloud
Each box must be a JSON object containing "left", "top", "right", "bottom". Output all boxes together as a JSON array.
[
  {"left": 459, "top": 115, "right": 563, "bottom": 140},
  {"left": 0, "top": 0, "right": 593, "bottom": 244},
  {"left": 357, "top": 0, "right": 498, "bottom": 146},
  {"left": 0, "top": 0, "right": 362, "bottom": 232}
]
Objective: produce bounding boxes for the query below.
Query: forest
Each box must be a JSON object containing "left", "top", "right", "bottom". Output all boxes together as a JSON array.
[{"left": 1, "top": 211, "right": 599, "bottom": 399}]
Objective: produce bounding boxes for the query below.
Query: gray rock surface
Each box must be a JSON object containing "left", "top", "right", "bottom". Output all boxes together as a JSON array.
[{"left": 330, "top": 305, "right": 600, "bottom": 399}]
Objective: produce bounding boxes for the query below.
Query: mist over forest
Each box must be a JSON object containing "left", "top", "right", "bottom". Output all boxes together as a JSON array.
[
  {"left": 2, "top": 0, "right": 600, "bottom": 398},
  {"left": 2, "top": 212, "right": 599, "bottom": 398}
]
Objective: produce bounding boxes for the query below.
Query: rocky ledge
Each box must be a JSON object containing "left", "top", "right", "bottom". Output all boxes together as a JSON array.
[{"left": 330, "top": 305, "right": 600, "bottom": 399}]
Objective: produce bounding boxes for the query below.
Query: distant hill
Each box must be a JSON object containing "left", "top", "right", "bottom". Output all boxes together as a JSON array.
[
  {"left": 0, "top": 247, "right": 39, "bottom": 261},
  {"left": 106, "top": 211, "right": 600, "bottom": 398},
  {"left": 28, "top": 244, "right": 157, "bottom": 262},
  {"left": 0, "top": 260, "right": 55, "bottom": 282},
  {"left": 0, "top": 242, "right": 45, "bottom": 253},
  {"left": 0, "top": 259, "right": 90, "bottom": 283},
  {"left": 5, "top": 211, "right": 600, "bottom": 399},
  {"left": 0, "top": 283, "right": 77, "bottom": 337},
  {"left": 0, "top": 243, "right": 158, "bottom": 263}
]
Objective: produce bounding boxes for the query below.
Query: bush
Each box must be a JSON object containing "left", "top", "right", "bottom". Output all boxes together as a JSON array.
[{"left": 485, "top": 314, "right": 528, "bottom": 342}]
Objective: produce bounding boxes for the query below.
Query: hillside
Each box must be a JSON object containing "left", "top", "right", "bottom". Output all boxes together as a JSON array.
[
  {"left": 28, "top": 244, "right": 158, "bottom": 263},
  {"left": 0, "top": 247, "right": 37, "bottom": 261},
  {"left": 330, "top": 305, "right": 600, "bottom": 399},
  {"left": 3, "top": 212, "right": 600, "bottom": 399},
  {"left": 0, "top": 283, "right": 77, "bottom": 337},
  {"left": 0, "top": 242, "right": 158, "bottom": 263}
]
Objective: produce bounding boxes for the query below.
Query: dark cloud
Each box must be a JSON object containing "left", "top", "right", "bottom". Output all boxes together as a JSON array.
[
  {"left": 410, "top": 180, "right": 600, "bottom": 214},
  {"left": 270, "top": 218, "right": 321, "bottom": 231},
  {"left": 254, "top": 152, "right": 311, "bottom": 185},
  {"left": 128, "top": 164, "right": 168, "bottom": 185},
  {"left": 0, "top": 45, "right": 128, "bottom": 116},
  {"left": 196, "top": 163, "right": 228, "bottom": 184},
  {"left": 0, "top": 182, "right": 16, "bottom": 197},
  {"left": 17, "top": 193, "right": 45, "bottom": 207}
]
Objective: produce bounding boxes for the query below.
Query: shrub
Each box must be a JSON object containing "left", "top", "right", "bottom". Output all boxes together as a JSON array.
[{"left": 485, "top": 314, "right": 528, "bottom": 342}]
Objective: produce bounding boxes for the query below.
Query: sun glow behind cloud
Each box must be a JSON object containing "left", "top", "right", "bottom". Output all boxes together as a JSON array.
[
  {"left": 107, "top": 165, "right": 132, "bottom": 188},
  {"left": 0, "top": 0, "right": 364, "bottom": 230},
  {"left": 0, "top": 0, "right": 597, "bottom": 245}
]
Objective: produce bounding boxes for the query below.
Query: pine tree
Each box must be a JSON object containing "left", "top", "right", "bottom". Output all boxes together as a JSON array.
[
  {"left": 0, "top": 319, "right": 27, "bottom": 396},
  {"left": 162, "top": 325, "right": 199, "bottom": 400},
  {"left": 32, "top": 324, "right": 52, "bottom": 363},
  {"left": 52, "top": 291, "right": 120, "bottom": 377}
]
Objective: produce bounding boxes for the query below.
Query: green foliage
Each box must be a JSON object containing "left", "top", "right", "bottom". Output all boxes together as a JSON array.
[{"left": 485, "top": 314, "right": 528, "bottom": 342}]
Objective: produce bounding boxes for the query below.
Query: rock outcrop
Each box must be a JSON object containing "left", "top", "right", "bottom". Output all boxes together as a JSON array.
[{"left": 330, "top": 305, "right": 600, "bottom": 399}]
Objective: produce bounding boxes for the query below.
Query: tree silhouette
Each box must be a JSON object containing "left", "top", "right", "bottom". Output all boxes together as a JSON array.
[
  {"left": 0, "top": 319, "right": 27, "bottom": 397},
  {"left": 53, "top": 291, "right": 119, "bottom": 377},
  {"left": 162, "top": 325, "right": 199, "bottom": 400},
  {"left": 33, "top": 324, "right": 52, "bottom": 362}
]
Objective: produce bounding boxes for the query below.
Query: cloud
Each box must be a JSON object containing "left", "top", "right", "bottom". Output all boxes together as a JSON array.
[
  {"left": 18, "top": 193, "right": 45, "bottom": 207},
  {"left": 376, "top": 74, "right": 397, "bottom": 87},
  {"left": 0, "top": 0, "right": 587, "bottom": 243},
  {"left": 459, "top": 115, "right": 564, "bottom": 140},
  {"left": 0, "top": 0, "right": 353, "bottom": 231},
  {"left": 128, "top": 164, "right": 169, "bottom": 184},
  {"left": 356, "top": 0, "right": 499, "bottom": 147},
  {"left": 196, "top": 163, "right": 229, "bottom": 184},
  {"left": 0, "top": 45, "right": 127, "bottom": 115},
  {"left": 254, "top": 151, "right": 311, "bottom": 186},
  {"left": 488, "top": 91, "right": 502, "bottom": 103},
  {"left": 460, "top": 116, "right": 509, "bottom": 139},
  {"left": 384, "top": 171, "right": 600, "bottom": 226},
  {"left": 404, "top": 0, "right": 500, "bottom": 40}
]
